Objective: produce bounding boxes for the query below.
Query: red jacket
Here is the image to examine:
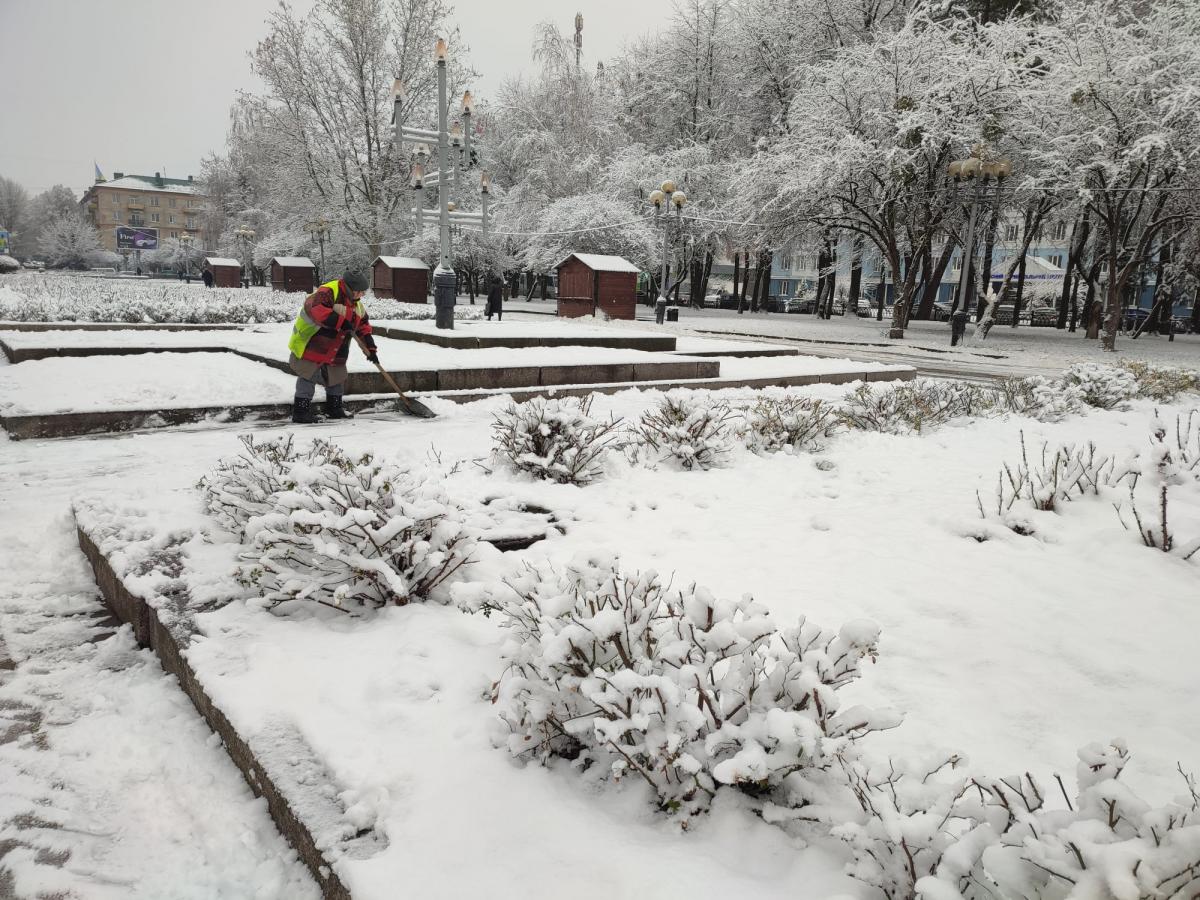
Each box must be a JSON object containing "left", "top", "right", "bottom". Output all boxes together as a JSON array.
[{"left": 290, "top": 279, "right": 378, "bottom": 365}]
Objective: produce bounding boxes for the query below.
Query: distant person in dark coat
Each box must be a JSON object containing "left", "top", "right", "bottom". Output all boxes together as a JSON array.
[
  {"left": 201, "top": 267, "right": 215, "bottom": 288},
  {"left": 486, "top": 275, "right": 503, "bottom": 321}
]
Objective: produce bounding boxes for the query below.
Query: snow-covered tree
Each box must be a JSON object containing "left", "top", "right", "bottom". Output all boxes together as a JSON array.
[
  {"left": 1038, "top": 1, "right": 1200, "bottom": 351},
  {"left": 38, "top": 213, "right": 103, "bottom": 269},
  {"left": 0, "top": 175, "right": 30, "bottom": 257}
]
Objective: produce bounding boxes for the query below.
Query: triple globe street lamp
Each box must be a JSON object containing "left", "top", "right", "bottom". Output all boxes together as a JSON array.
[
  {"left": 394, "top": 38, "right": 490, "bottom": 329},
  {"left": 947, "top": 145, "right": 1011, "bottom": 346},
  {"left": 234, "top": 225, "right": 256, "bottom": 288},
  {"left": 649, "top": 179, "right": 687, "bottom": 324},
  {"left": 306, "top": 217, "right": 331, "bottom": 284}
]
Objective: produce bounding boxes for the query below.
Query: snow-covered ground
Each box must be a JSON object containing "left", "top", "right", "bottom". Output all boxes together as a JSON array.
[
  {"left": 0, "top": 352, "right": 296, "bottom": 414},
  {"left": 647, "top": 309, "right": 1200, "bottom": 377},
  {"left": 0, "top": 444, "right": 318, "bottom": 897},
  {"left": 4, "top": 376, "right": 1196, "bottom": 896}
]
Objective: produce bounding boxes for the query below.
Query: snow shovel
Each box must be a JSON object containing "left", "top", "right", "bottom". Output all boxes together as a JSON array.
[{"left": 354, "top": 334, "right": 437, "bottom": 419}]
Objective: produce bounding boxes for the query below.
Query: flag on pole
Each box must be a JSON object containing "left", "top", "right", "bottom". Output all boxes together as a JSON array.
[{"left": 94, "top": 161, "right": 105, "bottom": 182}]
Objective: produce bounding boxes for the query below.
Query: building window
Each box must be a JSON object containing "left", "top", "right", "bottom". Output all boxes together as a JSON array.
[
  {"left": 1004, "top": 224, "right": 1018, "bottom": 241},
  {"left": 169, "top": 198, "right": 177, "bottom": 208},
  {"left": 112, "top": 211, "right": 121, "bottom": 223},
  {"left": 111, "top": 194, "right": 120, "bottom": 204},
  {"left": 130, "top": 215, "right": 144, "bottom": 226},
  {"left": 186, "top": 217, "right": 196, "bottom": 229},
  {"left": 151, "top": 213, "right": 160, "bottom": 223},
  {"left": 1051, "top": 222, "right": 1066, "bottom": 240},
  {"left": 1048, "top": 254, "right": 1063, "bottom": 268},
  {"left": 171, "top": 231, "right": 178, "bottom": 238},
  {"left": 150, "top": 196, "right": 160, "bottom": 207},
  {"left": 169, "top": 216, "right": 175, "bottom": 224}
]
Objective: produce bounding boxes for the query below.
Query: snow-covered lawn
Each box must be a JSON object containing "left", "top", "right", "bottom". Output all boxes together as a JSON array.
[
  {"left": 0, "top": 273, "right": 483, "bottom": 324},
  {"left": 0, "top": 352, "right": 296, "bottom": 414},
  {"left": 663, "top": 310, "right": 1200, "bottom": 374},
  {"left": 8, "top": 374, "right": 1196, "bottom": 896}
]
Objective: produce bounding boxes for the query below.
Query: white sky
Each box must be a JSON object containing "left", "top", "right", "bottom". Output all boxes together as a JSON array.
[{"left": 0, "top": 0, "right": 672, "bottom": 197}]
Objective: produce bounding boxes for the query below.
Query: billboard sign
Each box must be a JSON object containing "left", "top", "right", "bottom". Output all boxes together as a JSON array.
[
  {"left": 116, "top": 226, "right": 159, "bottom": 251},
  {"left": 0, "top": 230, "right": 10, "bottom": 255}
]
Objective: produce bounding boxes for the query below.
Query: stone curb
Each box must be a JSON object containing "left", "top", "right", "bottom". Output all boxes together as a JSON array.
[
  {"left": 75, "top": 525, "right": 356, "bottom": 900},
  {"left": 1, "top": 367, "right": 915, "bottom": 440}
]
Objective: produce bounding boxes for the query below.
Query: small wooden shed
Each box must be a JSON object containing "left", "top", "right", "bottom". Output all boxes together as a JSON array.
[
  {"left": 554, "top": 253, "right": 640, "bottom": 320},
  {"left": 270, "top": 256, "right": 316, "bottom": 293},
  {"left": 371, "top": 256, "right": 430, "bottom": 302},
  {"left": 203, "top": 257, "right": 242, "bottom": 288}
]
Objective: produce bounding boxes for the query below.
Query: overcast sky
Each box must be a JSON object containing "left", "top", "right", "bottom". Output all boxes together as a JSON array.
[{"left": 0, "top": 0, "right": 672, "bottom": 197}]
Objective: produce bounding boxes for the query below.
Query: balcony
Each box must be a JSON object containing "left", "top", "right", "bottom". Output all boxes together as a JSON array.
[{"left": 126, "top": 202, "right": 145, "bottom": 210}]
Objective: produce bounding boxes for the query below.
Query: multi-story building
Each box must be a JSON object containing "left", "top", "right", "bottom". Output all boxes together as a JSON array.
[{"left": 80, "top": 171, "right": 207, "bottom": 254}]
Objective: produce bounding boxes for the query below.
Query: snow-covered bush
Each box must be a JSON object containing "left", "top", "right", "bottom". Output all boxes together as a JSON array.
[
  {"left": 197, "top": 434, "right": 320, "bottom": 533},
  {"left": 200, "top": 436, "right": 477, "bottom": 609},
  {"left": 1115, "top": 411, "right": 1200, "bottom": 558},
  {"left": 997, "top": 376, "right": 1087, "bottom": 423},
  {"left": 490, "top": 396, "right": 623, "bottom": 485},
  {"left": 837, "top": 741, "right": 1200, "bottom": 900},
  {"left": 0, "top": 255, "right": 19, "bottom": 274},
  {"left": 839, "top": 381, "right": 998, "bottom": 434},
  {"left": 1061, "top": 363, "right": 1139, "bottom": 410},
  {"left": 979, "top": 432, "right": 1135, "bottom": 534},
  {"left": 1119, "top": 361, "right": 1200, "bottom": 402},
  {"left": 0, "top": 272, "right": 483, "bottom": 323},
  {"left": 632, "top": 394, "right": 737, "bottom": 469},
  {"left": 490, "top": 553, "right": 897, "bottom": 821},
  {"left": 738, "top": 394, "right": 841, "bottom": 453}
]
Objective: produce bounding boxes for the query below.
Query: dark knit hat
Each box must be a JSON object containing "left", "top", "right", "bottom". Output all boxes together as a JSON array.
[{"left": 343, "top": 271, "right": 369, "bottom": 292}]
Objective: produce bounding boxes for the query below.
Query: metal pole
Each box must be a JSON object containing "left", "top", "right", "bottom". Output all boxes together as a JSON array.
[
  {"left": 656, "top": 210, "right": 670, "bottom": 324},
  {"left": 432, "top": 51, "right": 457, "bottom": 329},
  {"left": 951, "top": 176, "right": 985, "bottom": 346},
  {"left": 481, "top": 190, "right": 488, "bottom": 239},
  {"left": 437, "top": 60, "right": 450, "bottom": 270}
]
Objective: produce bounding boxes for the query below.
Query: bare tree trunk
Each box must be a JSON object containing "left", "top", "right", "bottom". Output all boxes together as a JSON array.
[
  {"left": 848, "top": 236, "right": 863, "bottom": 314},
  {"left": 1085, "top": 277, "right": 1101, "bottom": 339},
  {"left": 1010, "top": 253, "right": 1028, "bottom": 328},
  {"left": 1068, "top": 273, "right": 1081, "bottom": 332},
  {"left": 977, "top": 203, "right": 1000, "bottom": 321},
  {"left": 700, "top": 249, "right": 713, "bottom": 301},
  {"left": 732, "top": 251, "right": 741, "bottom": 310},
  {"left": 876, "top": 271, "right": 885, "bottom": 321}
]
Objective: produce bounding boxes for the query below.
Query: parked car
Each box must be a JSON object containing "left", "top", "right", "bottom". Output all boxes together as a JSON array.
[
  {"left": 703, "top": 293, "right": 722, "bottom": 308},
  {"left": 784, "top": 296, "right": 818, "bottom": 314},
  {"left": 929, "top": 300, "right": 953, "bottom": 321}
]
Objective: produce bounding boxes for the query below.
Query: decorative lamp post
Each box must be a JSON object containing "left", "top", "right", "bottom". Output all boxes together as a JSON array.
[
  {"left": 947, "top": 145, "right": 1010, "bottom": 346},
  {"left": 234, "top": 225, "right": 256, "bottom": 289},
  {"left": 179, "top": 233, "right": 193, "bottom": 279},
  {"left": 480, "top": 170, "right": 490, "bottom": 239},
  {"left": 394, "top": 38, "right": 490, "bottom": 328},
  {"left": 650, "top": 179, "right": 687, "bottom": 324},
  {"left": 306, "top": 217, "right": 331, "bottom": 283}
]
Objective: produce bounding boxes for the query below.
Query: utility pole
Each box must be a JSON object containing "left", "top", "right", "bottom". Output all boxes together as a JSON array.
[{"left": 575, "top": 13, "right": 583, "bottom": 70}]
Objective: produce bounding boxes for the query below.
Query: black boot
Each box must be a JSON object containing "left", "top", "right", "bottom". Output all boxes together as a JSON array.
[
  {"left": 326, "top": 396, "right": 352, "bottom": 419},
  {"left": 292, "top": 397, "right": 319, "bottom": 424}
]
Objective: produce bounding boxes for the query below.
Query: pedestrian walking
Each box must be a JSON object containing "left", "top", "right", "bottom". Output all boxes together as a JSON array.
[
  {"left": 201, "top": 267, "right": 214, "bottom": 288},
  {"left": 486, "top": 274, "right": 503, "bottom": 321},
  {"left": 286, "top": 270, "right": 379, "bottom": 423}
]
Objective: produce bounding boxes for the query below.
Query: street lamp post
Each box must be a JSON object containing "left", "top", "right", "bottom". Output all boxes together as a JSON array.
[
  {"left": 234, "top": 225, "right": 256, "bottom": 289},
  {"left": 649, "top": 179, "right": 687, "bottom": 324},
  {"left": 179, "top": 233, "right": 193, "bottom": 280},
  {"left": 307, "top": 217, "right": 331, "bottom": 284},
  {"left": 947, "top": 145, "right": 1010, "bottom": 346},
  {"left": 394, "top": 39, "right": 490, "bottom": 329}
]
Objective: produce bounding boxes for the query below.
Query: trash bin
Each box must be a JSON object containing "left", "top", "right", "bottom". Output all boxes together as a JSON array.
[{"left": 666, "top": 307, "right": 679, "bottom": 322}]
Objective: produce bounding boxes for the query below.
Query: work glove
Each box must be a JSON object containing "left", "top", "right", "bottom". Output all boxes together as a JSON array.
[
  {"left": 366, "top": 351, "right": 380, "bottom": 365},
  {"left": 339, "top": 317, "right": 357, "bottom": 333}
]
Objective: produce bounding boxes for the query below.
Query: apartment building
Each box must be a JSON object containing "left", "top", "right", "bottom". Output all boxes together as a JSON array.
[{"left": 80, "top": 172, "right": 208, "bottom": 253}]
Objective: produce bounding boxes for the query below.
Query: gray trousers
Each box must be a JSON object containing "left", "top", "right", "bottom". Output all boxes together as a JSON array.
[{"left": 290, "top": 355, "right": 347, "bottom": 400}]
